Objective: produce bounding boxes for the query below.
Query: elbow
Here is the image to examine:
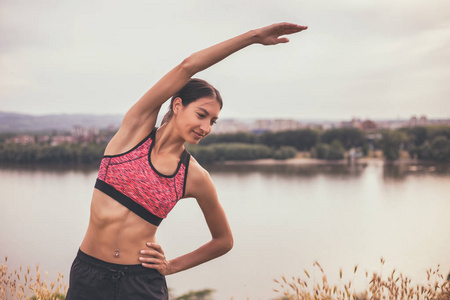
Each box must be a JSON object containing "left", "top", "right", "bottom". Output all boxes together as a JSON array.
[
  {"left": 179, "top": 55, "right": 197, "bottom": 76},
  {"left": 180, "top": 54, "right": 202, "bottom": 75},
  {"left": 226, "top": 237, "right": 234, "bottom": 253},
  {"left": 221, "top": 235, "right": 234, "bottom": 255}
]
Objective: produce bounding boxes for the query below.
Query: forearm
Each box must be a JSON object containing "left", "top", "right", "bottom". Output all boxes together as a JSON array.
[
  {"left": 123, "top": 30, "right": 258, "bottom": 127},
  {"left": 184, "top": 30, "right": 259, "bottom": 75},
  {"left": 167, "top": 236, "right": 233, "bottom": 275}
]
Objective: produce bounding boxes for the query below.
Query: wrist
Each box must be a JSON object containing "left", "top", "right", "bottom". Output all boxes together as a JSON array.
[
  {"left": 248, "top": 29, "right": 260, "bottom": 44},
  {"left": 166, "top": 259, "right": 176, "bottom": 275}
]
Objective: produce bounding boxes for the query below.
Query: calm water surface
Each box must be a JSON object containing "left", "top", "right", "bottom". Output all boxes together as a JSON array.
[{"left": 1, "top": 161, "right": 449, "bottom": 299}]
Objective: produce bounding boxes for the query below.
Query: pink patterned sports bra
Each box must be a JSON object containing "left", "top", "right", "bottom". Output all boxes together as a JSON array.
[{"left": 95, "top": 127, "right": 190, "bottom": 226}]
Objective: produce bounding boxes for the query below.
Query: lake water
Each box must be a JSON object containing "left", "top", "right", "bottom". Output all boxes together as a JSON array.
[{"left": 1, "top": 161, "right": 450, "bottom": 299}]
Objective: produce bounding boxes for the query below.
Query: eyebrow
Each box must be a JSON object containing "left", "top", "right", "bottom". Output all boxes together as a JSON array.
[{"left": 197, "top": 107, "right": 218, "bottom": 120}]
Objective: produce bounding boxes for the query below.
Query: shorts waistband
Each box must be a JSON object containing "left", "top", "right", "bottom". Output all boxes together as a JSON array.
[{"left": 76, "top": 249, "right": 153, "bottom": 275}]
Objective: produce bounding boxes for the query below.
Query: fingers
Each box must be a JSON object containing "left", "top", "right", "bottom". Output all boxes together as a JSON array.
[
  {"left": 139, "top": 257, "right": 160, "bottom": 265},
  {"left": 277, "top": 23, "right": 307, "bottom": 36},
  {"left": 140, "top": 242, "right": 167, "bottom": 272},
  {"left": 280, "top": 22, "right": 307, "bottom": 30},
  {"left": 258, "top": 22, "right": 307, "bottom": 45},
  {"left": 146, "top": 242, "right": 165, "bottom": 255},
  {"left": 139, "top": 244, "right": 170, "bottom": 275},
  {"left": 139, "top": 250, "right": 165, "bottom": 271},
  {"left": 141, "top": 263, "right": 159, "bottom": 269},
  {"left": 140, "top": 249, "right": 163, "bottom": 258},
  {"left": 276, "top": 37, "right": 289, "bottom": 44}
]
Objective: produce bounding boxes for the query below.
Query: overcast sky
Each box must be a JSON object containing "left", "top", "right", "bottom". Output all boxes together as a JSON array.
[{"left": 1, "top": 0, "right": 449, "bottom": 121}]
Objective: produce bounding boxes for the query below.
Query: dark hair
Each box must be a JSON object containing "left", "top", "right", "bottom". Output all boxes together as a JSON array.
[{"left": 161, "top": 78, "right": 223, "bottom": 125}]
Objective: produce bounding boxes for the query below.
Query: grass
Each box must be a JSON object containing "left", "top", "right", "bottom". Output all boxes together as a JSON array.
[
  {"left": 2, "top": 256, "right": 449, "bottom": 299},
  {"left": 273, "top": 258, "right": 450, "bottom": 300},
  {"left": 0, "top": 256, "right": 66, "bottom": 300}
]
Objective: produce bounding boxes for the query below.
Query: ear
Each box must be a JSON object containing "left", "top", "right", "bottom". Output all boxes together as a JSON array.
[{"left": 172, "top": 97, "right": 183, "bottom": 115}]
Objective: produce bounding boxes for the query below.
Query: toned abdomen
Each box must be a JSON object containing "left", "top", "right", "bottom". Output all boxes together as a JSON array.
[{"left": 80, "top": 189, "right": 158, "bottom": 264}]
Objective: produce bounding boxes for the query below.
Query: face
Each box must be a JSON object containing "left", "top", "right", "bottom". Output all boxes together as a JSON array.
[{"left": 172, "top": 97, "right": 221, "bottom": 144}]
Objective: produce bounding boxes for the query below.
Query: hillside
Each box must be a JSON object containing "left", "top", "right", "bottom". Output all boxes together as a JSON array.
[{"left": 0, "top": 111, "right": 123, "bottom": 132}]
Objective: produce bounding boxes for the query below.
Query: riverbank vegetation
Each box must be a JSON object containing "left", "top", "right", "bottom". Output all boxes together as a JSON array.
[
  {"left": 0, "top": 257, "right": 66, "bottom": 300},
  {"left": 0, "top": 256, "right": 215, "bottom": 299},
  {"left": 1, "top": 125, "right": 449, "bottom": 165},
  {"left": 2, "top": 257, "right": 449, "bottom": 299},
  {"left": 274, "top": 259, "right": 450, "bottom": 300}
]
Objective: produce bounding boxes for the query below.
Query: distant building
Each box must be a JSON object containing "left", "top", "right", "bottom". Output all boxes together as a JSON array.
[
  {"left": 51, "top": 135, "right": 73, "bottom": 146},
  {"left": 71, "top": 125, "right": 99, "bottom": 143},
  {"left": 213, "top": 119, "right": 250, "bottom": 134},
  {"left": 272, "top": 119, "right": 302, "bottom": 131},
  {"left": 362, "top": 119, "right": 377, "bottom": 132},
  {"left": 409, "top": 116, "right": 418, "bottom": 127},
  {"left": 409, "top": 115, "right": 428, "bottom": 127},
  {"left": 6, "top": 135, "right": 35, "bottom": 145},
  {"left": 341, "top": 118, "right": 362, "bottom": 129},
  {"left": 252, "top": 119, "right": 303, "bottom": 132},
  {"left": 253, "top": 119, "right": 272, "bottom": 133},
  {"left": 418, "top": 115, "right": 427, "bottom": 126},
  {"left": 37, "top": 135, "right": 50, "bottom": 143}
]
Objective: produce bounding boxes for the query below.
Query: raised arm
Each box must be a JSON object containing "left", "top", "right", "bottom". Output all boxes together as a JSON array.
[{"left": 107, "top": 23, "right": 307, "bottom": 154}]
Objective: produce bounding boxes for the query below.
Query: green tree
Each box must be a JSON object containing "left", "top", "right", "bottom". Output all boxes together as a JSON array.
[
  {"left": 430, "top": 136, "right": 450, "bottom": 162},
  {"left": 272, "top": 146, "right": 297, "bottom": 160},
  {"left": 404, "top": 126, "right": 428, "bottom": 147},
  {"left": 427, "top": 125, "right": 450, "bottom": 140},
  {"left": 320, "top": 128, "right": 365, "bottom": 150},
  {"left": 379, "top": 130, "right": 408, "bottom": 161},
  {"left": 327, "top": 140, "right": 345, "bottom": 160},
  {"left": 259, "top": 129, "right": 319, "bottom": 150},
  {"left": 200, "top": 132, "right": 258, "bottom": 145},
  {"left": 313, "top": 143, "right": 330, "bottom": 159},
  {"left": 188, "top": 143, "right": 272, "bottom": 164}
]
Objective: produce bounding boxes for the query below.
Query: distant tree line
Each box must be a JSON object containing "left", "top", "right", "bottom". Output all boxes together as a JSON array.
[
  {"left": 0, "top": 142, "right": 106, "bottom": 164},
  {"left": 374, "top": 126, "right": 450, "bottom": 161},
  {"left": 195, "top": 128, "right": 366, "bottom": 162},
  {"left": 400, "top": 125, "right": 450, "bottom": 162},
  {"left": 187, "top": 143, "right": 297, "bottom": 164},
  {"left": 195, "top": 125, "right": 450, "bottom": 162},
  {"left": 0, "top": 126, "right": 449, "bottom": 165}
]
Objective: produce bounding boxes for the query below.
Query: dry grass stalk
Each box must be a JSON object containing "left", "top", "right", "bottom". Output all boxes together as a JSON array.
[
  {"left": 1, "top": 256, "right": 67, "bottom": 300},
  {"left": 274, "top": 259, "right": 450, "bottom": 300}
]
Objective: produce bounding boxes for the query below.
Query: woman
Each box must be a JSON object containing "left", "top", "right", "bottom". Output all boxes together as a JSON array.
[{"left": 66, "top": 22, "right": 307, "bottom": 299}]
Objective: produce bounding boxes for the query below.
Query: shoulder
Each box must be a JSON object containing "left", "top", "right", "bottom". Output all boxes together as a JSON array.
[
  {"left": 184, "top": 155, "right": 216, "bottom": 199},
  {"left": 186, "top": 156, "right": 212, "bottom": 187},
  {"left": 105, "top": 126, "right": 156, "bottom": 156}
]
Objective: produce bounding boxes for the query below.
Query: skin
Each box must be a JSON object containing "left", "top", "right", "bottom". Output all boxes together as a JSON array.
[{"left": 79, "top": 22, "right": 307, "bottom": 276}]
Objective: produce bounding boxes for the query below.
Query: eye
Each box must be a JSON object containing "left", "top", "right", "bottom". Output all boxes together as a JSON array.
[
  {"left": 211, "top": 120, "right": 217, "bottom": 125},
  {"left": 197, "top": 113, "right": 206, "bottom": 118}
]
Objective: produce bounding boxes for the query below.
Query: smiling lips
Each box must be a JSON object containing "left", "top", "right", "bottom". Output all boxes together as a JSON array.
[{"left": 193, "top": 131, "right": 205, "bottom": 139}]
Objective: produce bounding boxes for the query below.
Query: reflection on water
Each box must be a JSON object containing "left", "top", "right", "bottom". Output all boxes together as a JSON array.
[
  {"left": 1, "top": 160, "right": 449, "bottom": 179},
  {"left": 1, "top": 160, "right": 450, "bottom": 300},
  {"left": 382, "top": 162, "right": 450, "bottom": 180},
  {"left": 0, "top": 163, "right": 99, "bottom": 174},
  {"left": 206, "top": 161, "right": 450, "bottom": 179},
  {"left": 206, "top": 162, "right": 367, "bottom": 177}
]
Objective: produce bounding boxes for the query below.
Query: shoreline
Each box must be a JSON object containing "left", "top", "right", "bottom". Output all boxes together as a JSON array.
[
  {"left": 0, "top": 157, "right": 447, "bottom": 170},
  {"left": 220, "top": 157, "right": 442, "bottom": 166}
]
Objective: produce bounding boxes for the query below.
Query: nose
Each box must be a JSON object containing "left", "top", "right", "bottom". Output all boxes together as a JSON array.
[{"left": 200, "top": 120, "right": 212, "bottom": 135}]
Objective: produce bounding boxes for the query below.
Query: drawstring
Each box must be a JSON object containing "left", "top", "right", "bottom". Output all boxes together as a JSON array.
[{"left": 109, "top": 269, "right": 125, "bottom": 282}]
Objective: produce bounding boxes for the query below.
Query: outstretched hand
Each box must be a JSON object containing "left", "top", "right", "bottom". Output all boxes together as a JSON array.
[
  {"left": 254, "top": 22, "right": 307, "bottom": 45},
  {"left": 139, "top": 242, "right": 172, "bottom": 275}
]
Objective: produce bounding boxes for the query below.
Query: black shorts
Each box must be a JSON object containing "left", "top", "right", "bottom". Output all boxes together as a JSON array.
[{"left": 66, "top": 249, "right": 168, "bottom": 300}]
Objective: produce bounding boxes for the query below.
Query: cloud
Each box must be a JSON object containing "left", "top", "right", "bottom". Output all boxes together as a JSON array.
[{"left": 0, "top": 0, "right": 449, "bottom": 119}]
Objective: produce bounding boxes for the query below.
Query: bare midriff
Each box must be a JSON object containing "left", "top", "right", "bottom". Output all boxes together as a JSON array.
[{"left": 80, "top": 189, "right": 158, "bottom": 264}]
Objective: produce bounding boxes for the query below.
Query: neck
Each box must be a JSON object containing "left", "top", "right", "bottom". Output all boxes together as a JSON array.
[{"left": 153, "top": 122, "right": 185, "bottom": 156}]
